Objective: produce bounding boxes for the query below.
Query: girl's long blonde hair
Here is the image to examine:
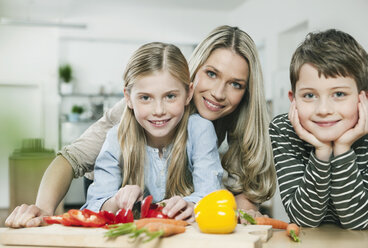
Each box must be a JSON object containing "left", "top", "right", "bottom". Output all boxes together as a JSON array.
[
  {"left": 189, "top": 25, "right": 276, "bottom": 203},
  {"left": 118, "top": 42, "right": 194, "bottom": 198}
]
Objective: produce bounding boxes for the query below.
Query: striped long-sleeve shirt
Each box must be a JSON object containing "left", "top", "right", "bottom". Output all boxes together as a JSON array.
[{"left": 269, "top": 113, "right": 368, "bottom": 230}]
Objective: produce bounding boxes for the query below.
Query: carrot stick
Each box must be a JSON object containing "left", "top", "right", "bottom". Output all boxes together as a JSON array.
[
  {"left": 134, "top": 218, "right": 188, "bottom": 229},
  {"left": 286, "top": 223, "right": 300, "bottom": 242},
  {"left": 143, "top": 222, "right": 186, "bottom": 237},
  {"left": 254, "top": 217, "right": 289, "bottom": 229}
]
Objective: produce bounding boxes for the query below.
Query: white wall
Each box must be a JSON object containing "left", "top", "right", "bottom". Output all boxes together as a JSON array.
[{"left": 0, "top": 26, "right": 59, "bottom": 208}]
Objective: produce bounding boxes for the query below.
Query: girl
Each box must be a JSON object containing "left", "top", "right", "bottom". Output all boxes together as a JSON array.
[
  {"left": 82, "top": 42, "right": 223, "bottom": 222},
  {"left": 7, "top": 25, "right": 276, "bottom": 227}
]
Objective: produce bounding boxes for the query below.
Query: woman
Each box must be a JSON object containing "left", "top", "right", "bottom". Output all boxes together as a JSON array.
[{"left": 6, "top": 25, "right": 276, "bottom": 227}]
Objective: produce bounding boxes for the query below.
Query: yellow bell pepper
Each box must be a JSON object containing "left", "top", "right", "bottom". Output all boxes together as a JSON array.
[{"left": 194, "top": 189, "right": 237, "bottom": 234}]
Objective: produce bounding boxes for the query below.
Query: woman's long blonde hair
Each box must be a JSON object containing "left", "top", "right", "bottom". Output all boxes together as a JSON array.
[
  {"left": 118, "top": 42, "right": 194, "bottom": 198},
  {"left": 189, "top": 25, "right": 276, "bottom": 203}
]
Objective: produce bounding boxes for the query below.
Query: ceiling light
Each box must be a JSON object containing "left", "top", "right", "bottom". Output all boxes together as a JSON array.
[{"left": 0, "top": 17, "right": 87, "bottom": 29}]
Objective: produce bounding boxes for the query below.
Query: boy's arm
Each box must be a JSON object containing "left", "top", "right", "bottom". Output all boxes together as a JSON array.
[
  {"left": 59, "top": 99, "right": 125, "bottom": 178},
  {"left": 269, "top": 115, "right": 331, "bottom": 227},
  {"left": 330, "top": 148, "right": 368, "bottom": 230}
]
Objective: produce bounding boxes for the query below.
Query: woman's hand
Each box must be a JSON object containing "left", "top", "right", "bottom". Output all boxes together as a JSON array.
[
  {"left": 161, "top": 196, "right": 195, "bottom": 223},
  {"left": 5, "top": 204, "right": 51, "bottom": 228}
]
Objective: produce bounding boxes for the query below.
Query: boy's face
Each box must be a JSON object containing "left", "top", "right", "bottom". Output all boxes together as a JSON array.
[{"left": 289, "top": 63, "right": 359, "bottom": 142}]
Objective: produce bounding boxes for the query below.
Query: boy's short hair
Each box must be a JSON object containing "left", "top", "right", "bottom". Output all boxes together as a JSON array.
[{"left": 290, "top": 29, "right": 368, "bottom": 93}]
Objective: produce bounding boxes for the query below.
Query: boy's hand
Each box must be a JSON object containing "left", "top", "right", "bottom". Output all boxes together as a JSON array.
[
  {"left": 161, "top": 196, "right": 195, "bottom": 223},
  {"left": 112, "top": 185, "right": 143, "bottom": 211},
  {"left": 334, "top": 92, "right": 368, "bottom": 156},
  {"left": 289, "top": 100, "right": 332, "bottom": 161}
]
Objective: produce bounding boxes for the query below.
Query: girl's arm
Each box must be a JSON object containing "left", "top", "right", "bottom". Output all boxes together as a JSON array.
[
  {"left": 82, "top": 125, "right": 123, "bottom": 212},
  {"left": 183, "top": 114, "right": 223, "bottom": 203},
  {"left": 269, "top": 114, "right": 331, "bottom": 227},
  {"left": 330, "top": 147, "right": 368, "bottom": 230}
]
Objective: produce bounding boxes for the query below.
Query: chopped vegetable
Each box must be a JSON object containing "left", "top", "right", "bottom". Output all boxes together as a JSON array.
[
  {"left": 134, "top": 218, "right": 188, "bottom": 229},
  {"left": 194, "top": 189, "right": 237, "bottom": 234},
  {"left": 105, "top": 218, "right": 187, "bottom": 242},
  {"left": 287, "top": 223, "right": 300, "bottom": 242},
  {"left": 141, "top": 195, "right": 168, "bottom": 219},
  {"left": 115, "top": 209, "right": 134, "bottom": 224},
  {"left": 239, "top": 210, "right": 301, "bottom": 242}
]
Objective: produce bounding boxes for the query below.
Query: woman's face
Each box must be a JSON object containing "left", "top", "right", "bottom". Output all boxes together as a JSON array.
[{"left": 193, "top": 48, "right": 249, "bottom": 121}]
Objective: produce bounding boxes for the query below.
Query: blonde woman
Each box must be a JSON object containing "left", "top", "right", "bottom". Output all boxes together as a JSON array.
[{"left": 6, "top": 25, "right": 275, "bottom": 227}]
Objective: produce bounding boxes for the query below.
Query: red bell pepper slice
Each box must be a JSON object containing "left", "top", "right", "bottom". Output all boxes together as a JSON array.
[
  {"left": 68, "top": 209, "right": 107, "bottom": 227},
  {"left": 43, "top": 215, "right": 63, "bottom": 225},
  {"left": 141, "top": 195, "right": 169, "bottom": 219},
  {"left": 115, "top": 209, "right": 134, "bottom": 223},
  {"left": 98, "top": 210, "right": 116, "bottom": 225},
  {"left": 146, "top": 204, "right": 168, "bottom": 218},
  {"left": 60, "top": 213, "right": 82, "bottom": 226},
  {"left": 141, "top": 195, "right": 153, "bottom": 218}
]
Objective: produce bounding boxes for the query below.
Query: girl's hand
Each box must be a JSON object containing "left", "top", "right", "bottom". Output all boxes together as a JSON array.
[
  {"left": 334, "top": 92, "right": 368, "bottom": 156},
  {"left": 161, "top": 196, "right": 195, "bottom": 223},
  {"left": 289, "top": 100, "right": 332, "bottom": 161},
  {"left": 112, "top": 185, "right": 143, "bottom": 211},
  {"left": 5, "top": 204, "right": 51, "bottom": 228}
]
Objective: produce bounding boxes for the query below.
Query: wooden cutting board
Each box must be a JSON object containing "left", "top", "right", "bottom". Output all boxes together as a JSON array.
[{"left": 0, "top": 224, "right": 272, "bottom": 248}]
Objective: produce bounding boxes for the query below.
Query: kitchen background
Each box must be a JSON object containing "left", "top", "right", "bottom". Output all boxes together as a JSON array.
[{"left": 0, "top": 0, "right": 367, "bottom": 225}]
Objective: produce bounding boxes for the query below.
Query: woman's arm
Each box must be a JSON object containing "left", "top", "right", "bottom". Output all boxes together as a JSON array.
[{"left": 5, "top": 155, "right": 73, "bottom": 227}]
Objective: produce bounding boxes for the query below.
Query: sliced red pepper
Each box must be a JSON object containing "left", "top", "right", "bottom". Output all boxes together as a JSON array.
[
  {"left": 68, "top": 209, "right": 106, "bottom": 227},
  {"left": 141, "top": 195, "right": 153, "bottom": 218},
  {"left": 115, "top": 209, "right": 134, "bottom": 223},
  {"left": 60, "top": 213, "right": 81, "bottom": 226},
  {"left": 98, "top": 210, "right": 116, "bottom": 225},
  {"left": 146, "top": 204, "right": 168, "bottom": 219},
  {"left": 43, "top": 215, "right": 63, "bottom": 225}
]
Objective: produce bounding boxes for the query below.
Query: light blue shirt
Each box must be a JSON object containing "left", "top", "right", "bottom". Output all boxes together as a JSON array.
[{"left": 82, "top": 113, "right": 223, "bottom": 211}]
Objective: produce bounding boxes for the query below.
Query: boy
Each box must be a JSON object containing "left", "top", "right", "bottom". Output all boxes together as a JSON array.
[{"left": 269, "top": 29, "right": 368, "bottom": 230}]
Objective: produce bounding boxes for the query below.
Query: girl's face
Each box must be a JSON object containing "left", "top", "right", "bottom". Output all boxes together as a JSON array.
[
  {"left": 193, "top": 48, "right": 249, "bottom": 121},
  {"left": 125, "top": 70, "right": 193, "bottom": 148}
]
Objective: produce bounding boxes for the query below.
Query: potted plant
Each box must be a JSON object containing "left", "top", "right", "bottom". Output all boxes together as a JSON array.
[
  {"left": 68, "top": 105, "right": 84, "bottom": 122},
  {"left": 59, "top": 64, "right": 73, "bottom": 94}
]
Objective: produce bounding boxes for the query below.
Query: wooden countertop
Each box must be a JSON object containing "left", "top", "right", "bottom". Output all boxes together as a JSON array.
[
  {"left": 1, "top": 224, "right": 367, "bottom": 248},
  {"left": 263, "top": 224, "right": 368, "bottom": 248}
]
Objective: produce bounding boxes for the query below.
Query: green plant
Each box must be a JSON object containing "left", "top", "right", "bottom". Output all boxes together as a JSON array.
[
  {"left": 71, "top": 105, "right": 84, "bottom": 114},
  {"left": 59, "top": 64, "right": 73, "bottom": 83}
]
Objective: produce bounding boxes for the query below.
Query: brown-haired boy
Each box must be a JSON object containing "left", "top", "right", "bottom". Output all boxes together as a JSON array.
[{"left": 270, "top": 29, "right": 368, "bottom": 229}]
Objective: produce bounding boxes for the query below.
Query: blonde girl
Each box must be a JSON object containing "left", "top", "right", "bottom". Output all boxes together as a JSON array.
[{"left": 82, "top": 42, "right": 223, "bottom": 222}]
